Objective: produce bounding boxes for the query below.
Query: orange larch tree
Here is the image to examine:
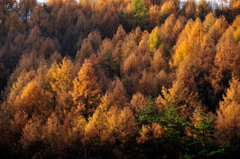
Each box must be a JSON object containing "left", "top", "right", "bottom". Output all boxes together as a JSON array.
[{"left": 72, "top": 59, "right": 102, "bottom": 117}]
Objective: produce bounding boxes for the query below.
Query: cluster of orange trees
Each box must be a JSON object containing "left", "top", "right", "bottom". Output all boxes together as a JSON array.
[{"left": 1, "top": 0, "right": 240, "bottom": 158}]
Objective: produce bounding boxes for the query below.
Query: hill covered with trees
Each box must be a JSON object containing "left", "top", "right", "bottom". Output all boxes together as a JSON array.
[{"left": 1, "top": 0, "right": 240, "bottom": 158}]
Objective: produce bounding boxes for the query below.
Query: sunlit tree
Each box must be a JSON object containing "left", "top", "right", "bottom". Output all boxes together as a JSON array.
[{"left": 72, "top": 59, "right": 102, "bottom": 117}]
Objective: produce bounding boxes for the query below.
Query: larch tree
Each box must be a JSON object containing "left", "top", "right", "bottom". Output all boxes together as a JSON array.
[
  {"left": 203, "top": 12, "right": 216, "bottom": 32},
  {"left": 115, "top": 107, "right": 137, "bottom": 158},
  {"left": 9, "top": 110, "right": 28, "bottom": 154},
  {"left": 40, "top": 37, "right": 56, "bottom": 58},
  {"left": 27, "top": 26, "right": 44, "bottom": 52},
  {"left": 30, "top": 5, "right": 49, "bottom": 36},
  {"left": 42, "top": 113, "right": 63, "bottom": 157},
  {"left": 148, "top": 26, "right": 164, "bottom": 53},
  {"left": 72, "top": 59, "right": 102, "bottom": 118},
  {"left": 122, "top": 48, "right": 146, "bottom": 76},
  {"left": 215, "top": 26, "right": 240, "bottom": 77},
  {"left": 138, "top": 70, "right": 158, "bottom": 97},
  {"left": 70, "top": 113, "right": 88, "bottom": 158},
  {"left": 121, "top": 30, "right": 138, "bottom": 61},
  {"left": 232, "top": 15, "right": 240, "bottom": 31},
  {"left": 75, "top": 11, "right": 89, "bottom": 50},
  {"left": 46, "top": 57, "right": 74, "bottom": 116},
  {"left": 84, "top": 106, "right": 114, "bottom": 156},
  {"left": 143, "top": 0, "right": 163, "bottom": 8},
  {"left": 151, "top": 45, "right": 168, "bottom": 75},
  {"left": 208, "top": 15, "right": 228, "bottom": 45},
  {"left": 130, "top": 92, "right": 148, "bottom": 115},
  {"left": 230, "top": 0, "right": 240, "bottom": 17},
  {"left": 5, "top": 51, "right": 40, "bottom": 95},
  {"left": 76, "top": 39, "right": 95, "bottom": 64},
  {"left": 215, "top": 77, "right": 240, "bottom": 146},
  {"left": 112, "top": 25, "right": 126, "bottom": 46},
  {"left": 87, "top": 30, "right": 102, "bottom": 52},
  {"left": 161, "top": 13, "right": 176, "bottom": 47},
  {"left": 159, "top": 73, "right": 201, "bottom": 118},
  {"left": 146, "top": 4, "right": 161, "bottom": 30},
  {"left": 4, "top": 11, "right": 25, "bottom": 34},
  {"left": 139, "top": 30, "right": 150, "bottom": 54},
  {"left": 21, "top": 115, "right": 44, "bottom": 157},
  {"left": 171, "top": 16, "right": 186, "bottom": 47},
  {"left": 7, "top": 69, "right": 36, "bottom": 116},
  {"left": 47, "top": 57, "right": 73, "bottom": 93},
  {"left": 106, "top": 77, "right": 128, "bottom": 110},
  {"left": 195, "top": 0, "right": 211, "bottom": 21},
  {"left": 172, "top": 18, "right": 206, "bottom": 67},
  {"left": 101, "top": 11, "right": 119, "bottom": 38},
  {"left": 14, "top": 80, "right": 48, "bottom": 117},
  {"left": 97, "top": 38, "right": 114, "bottom": 63},
  {"left": 182, "top": 0, "right": 196, "bottom": 20},
  {"left": 160, "top": 0, "right": 177, "bottom": 19}
]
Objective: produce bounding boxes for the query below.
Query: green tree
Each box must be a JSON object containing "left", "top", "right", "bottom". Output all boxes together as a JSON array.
[
  {"left": 136, "top": 96, "right": 161, "bottom": 125},
  {"left": 160, "top": 102, "right": 189, "bottom": 158},
  {"left": 186, "top": 107, "right": 217, "bottom": 158},
  {"left": 131, "top": 0, "right": 148, "bottom": 27},
  {"left": 99, "top": 49, "right": 119, "bottom": 79},
  {"left": 148, "top": 26, "right": 164, "bottom": 53}
]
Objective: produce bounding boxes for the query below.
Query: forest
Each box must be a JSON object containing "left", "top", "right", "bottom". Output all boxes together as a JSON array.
[{"left": 1, "top": 0, "right": 240, "bottom": 158}]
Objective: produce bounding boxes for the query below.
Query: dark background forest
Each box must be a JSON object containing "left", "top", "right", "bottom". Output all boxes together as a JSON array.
[{"left": 1, "top": 0, "right": 240, "bottom": 158}]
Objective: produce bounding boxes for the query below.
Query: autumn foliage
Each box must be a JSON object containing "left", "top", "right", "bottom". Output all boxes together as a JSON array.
[{"left": 0, "top": 0, "right": 240, "bottom": 158}]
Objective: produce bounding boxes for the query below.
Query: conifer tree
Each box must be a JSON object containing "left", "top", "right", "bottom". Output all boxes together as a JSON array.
[
  {"left": 72, "top": 59, "right": 102, "bottom": 117},
  {"left": 131, "top": 0, "right": 148, "bottom": 27}
]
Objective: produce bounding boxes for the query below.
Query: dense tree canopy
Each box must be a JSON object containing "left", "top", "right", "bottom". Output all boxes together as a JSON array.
[{"left": 0, "top": 0, "right": 240, "bottom": 158}]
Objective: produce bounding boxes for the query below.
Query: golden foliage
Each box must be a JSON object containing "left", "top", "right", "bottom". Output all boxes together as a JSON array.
[
  {"left": 105, "top": 77, "right": 128, "bottom": 110},
  {"left": 215, "top": 27, "right": 240, "bottom": 75},
  {"left": 42, "top": 113, "right": 62, "bottom": 150},
  {"left": 173, "top": 18, "right": 206, "bottom": 67},
  {"left": 130, "top": 92, "right": 148, "bottom": 114},
  {"left": 203, "top": 12, "right": 216, "bottom": 32},
  {"left": 97, "top": 38, "right": 114, "bottom": 63},
  {"left": 147, "top": 5, "right": 161, "bottom": 27},
  {"left": 122, "top": 48, "right": 142, "bottom": 75},
  {"left": 76, "top": 39, "right": 95, "bottom": 64},
  {"left": 138, "top": 70, "right": 158, "bottom": 97},
  {"left": 15, "top": 80, "right": 48, "bottom": 116},
  {"left": 151, "top": 45, "right": 168, "bottom": 74},
  {"left": 137, "top": 123, "right": 164, "bottom": 143},
  {"left": 21, "top": 116, "right": 43, "bottom": 150},
  {"left": 233, "top": 27, "right": 240, "bottom": 44},
  {"left": 184, "top": 0, "right": 196, "bottom": 20},
  {"left": 139, "top": 30, "right": 150, "bottom": 54},
  {"left": 85, "top": 106, "right": 114, "bottom": 146},
  {"left": 215, "top": 77, "right": 240, "bottom": 145},
  {"left": 148, "top": 26, "right": 163, "bottom": 52},
  {"left": 116, "top": 107, "right": 137, "bottom": 143},
  {"left": 208, "top": 16, "right": 228, "bottom": 44},
  {"left": 159, "top": 70, "right": 200, "bottom": 118},
  {"left": 40, "top": 38, "right": 56, "bottom": 58},
  {"left": 7, "top": 69, "right": 36, "bottom": 115},
  {"left": 160, "top": 0, "right": 177, "bottom": 16},
  {"left": 47, "top": 57, "right": 73, "bottom": 93},
  {"left": 72, "top": 59, "right": 102, "bottom": 116},
  {"left": 112, "top": 25, "right": 126, "bottom": 45},
  {"left": 121, "top": 30, "right": 138, "bottom": 61},
  {"left": 230, "top": 0, "right": 240, "bottom": 9}
]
